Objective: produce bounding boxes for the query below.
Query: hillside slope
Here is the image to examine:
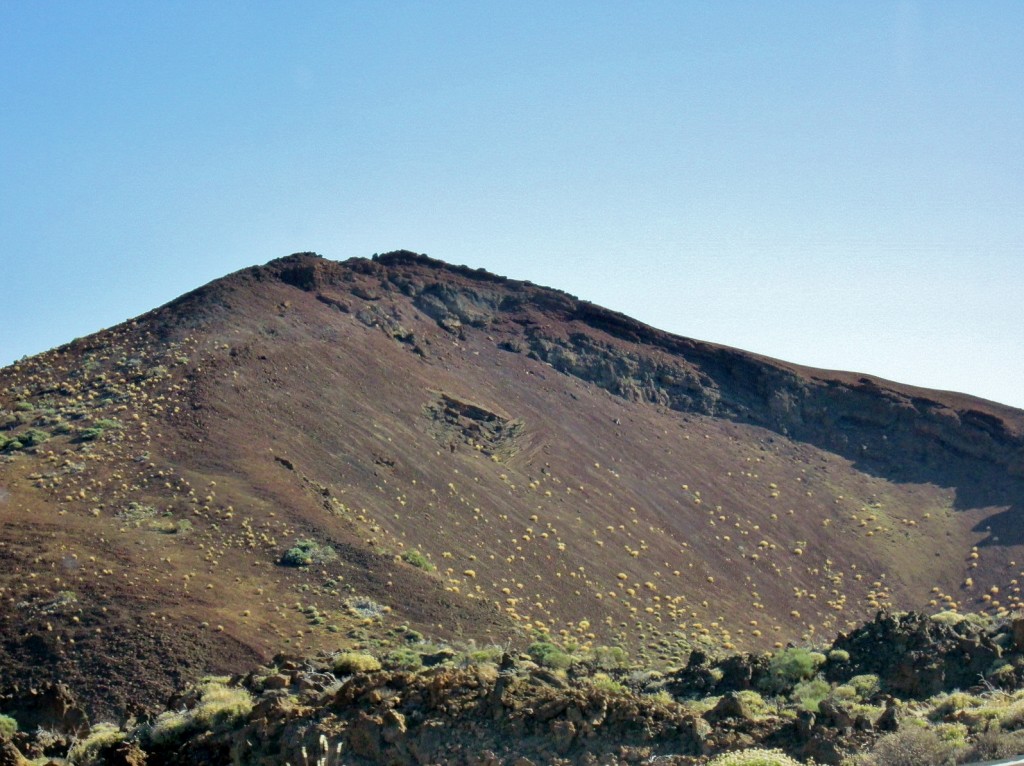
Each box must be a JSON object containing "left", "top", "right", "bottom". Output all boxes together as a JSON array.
[{"left": 1, "top": 251, "right": 1022, "bottom": 719}]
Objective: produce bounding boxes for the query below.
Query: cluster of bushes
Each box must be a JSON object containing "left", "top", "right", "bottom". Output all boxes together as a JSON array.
[
  {"left": 333, "top": 637, "right": 623, "bottom": 680},
  {"left": 76, "top": 418, "right": 123, "bottom": 442},
  {"left": 523, "top": 637, "right": 632, "bottom": 674},
  {"left": 0, "top": 399, "right": 136, "bottom": 452},
  {"left": 0, "top": 428, "right": 50, "bottom": 451},
  {"left": 527, "top": 640, "right": 576, "bottom": 670},
  {"left": 732, "top": 646, "right": 881, "bottom": 715},
  {"left": 280, "top": 539, "right": 337, "bottom": 567},
  {"left": 760, "top": 647, "right": 827, "bottom": 694},
  {"left": 847, "top": 723, "right": 1024, "bottom": 765},
  {"left": 591, "top": 644, "right": 630, "bottom": 670},
  {"left": 383, "top": 647, "right": 423, "bottom": 671}
]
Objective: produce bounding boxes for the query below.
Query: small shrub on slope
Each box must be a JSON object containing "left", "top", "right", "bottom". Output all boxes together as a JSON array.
[
  {"left": 708, "top": 748, "right": 803, "bottom": 766},
  {"left": 962, "top": 726, "right": 1024, "bottom": 763},
  {"left": 854, "top": 726, "right": 961, "bottom": 766},
  {"left": 527, "top": 641, "right": 574, "bottom": 670},
  {"left": 280, "top": 539, "right": 337, "bottom": 567},
  {"left": 384, "top": 648, "right": 423, "bottom": 671},
  {"left": 760, "top": 648, "right": 826, "bottom": 694},
  {"left": 147, "top": 681, "right": 253, "bottom": 747},
  {"left": 590, "top": 644, "right": 629, "bottom": 670},
  {"left": 67, "top": 722, "right": 125, "bottom": 765},
  {"left": 19, "top": 428, "right": 49, "bottom": 447},
  {"left": 333, "top": 651, "right": 381, "bottom": 674},
  {"left": 589, "top": 673, "right": 626, "bottom": 695},
  {"left": 401, "top": 549, "right": 435, "bottom": 571},
  {"left": 792, "top": 677, "right": 831, "bottom": 712}
]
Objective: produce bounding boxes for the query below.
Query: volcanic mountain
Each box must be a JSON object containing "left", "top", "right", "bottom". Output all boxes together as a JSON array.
[{"left": 1, "top": 251, "right": 1022, "bottom": 720}]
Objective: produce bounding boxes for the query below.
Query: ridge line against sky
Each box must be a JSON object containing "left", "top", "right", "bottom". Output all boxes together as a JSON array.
[{"left": 1, "top": 2, "right": 1021, "bottom": 408}]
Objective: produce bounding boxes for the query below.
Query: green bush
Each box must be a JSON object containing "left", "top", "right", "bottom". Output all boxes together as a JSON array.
[
  {"left": 591, "top": 644, "right": 629, "bottom": 670},
  {"left": 831, "top": 684, "right": 858, "bottom": 701},
  {"left": 76, "top": 427, "right": 104, "bottom": 442},
  {"left": 986, "top": 660, "right": 1016, "bottom": 684},
  {"left": 333, "top": 651, "right": 382, "bottom": 674},
  {"left": 930, "top": 611, "right": 966, "bottom": 627},
  {"left": 792, "top": 677, "right": 831, "bottom": 712},
  {"left": 645, "top": 689, "right": 676, "bottom": 705},
  {"left": 148, "top": 681, "right": 252, "bottom": 747},
  {"left": 760, "top": 648, "right": 826, "bottom": 694},
  {"left": 707, "top": 748, "right": 803, "bottom": 765},
  {"left": 20, "top": 428, "right": 49, "bottom": 447},
  {"left": 929, "top": 611, "right": 992, "bottom": 630},
  {"left": 76, "top": 418, "right": 123, "bottom": 442},
  {"left": 931, "top": 691, "right": 983, "bottom": 717},
  {"left": 589, "top": 673, "right": 626, "bottom": 694},
  {"left": 0, "top": 436, "right": 23, "bottom": 451},
  {"left": 849, "top": 674, "right": 880, "bottom": 699},
  {"left": 66, "top": 722, "right": 125, "bottom": 764},
  {"left": 465, "top": 646, "right": 504, "bottom": 665},
  {"left": 280, "top": 539, "right": 336, "bottom": 567},
  {"left": 381, "top": 648, "right": 423, "bottom": 671},
  {"left": 0, "top": 713, "right": 17, "bottom": 739},
  {"left": 401, "top": 549, "right": 435, "bottom": 571},
  {"left": 528, "top": 641, "right": 575, "bottom": 670},
  {"left": 735, "top": 690, "right": 772, "bottom": 718},
  {"left": 117, "top": 502, "right": 158, "bottom": 523}
]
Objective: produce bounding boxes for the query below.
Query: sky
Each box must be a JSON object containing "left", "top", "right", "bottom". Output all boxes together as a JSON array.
[{"left": 1, "top": 2, "right": 1022, "bottom": 409}]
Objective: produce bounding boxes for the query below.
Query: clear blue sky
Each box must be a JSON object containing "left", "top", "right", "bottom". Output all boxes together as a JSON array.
[{"left": 2, "top": 2, "right": 1022, "bottom": 408}]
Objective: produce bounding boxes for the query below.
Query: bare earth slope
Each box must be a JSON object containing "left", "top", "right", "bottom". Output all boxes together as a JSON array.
[{"left": 1, "top": 251, "right": 1022, "bottom": 719}]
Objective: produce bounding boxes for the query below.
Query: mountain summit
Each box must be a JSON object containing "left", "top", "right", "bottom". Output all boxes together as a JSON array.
[{"left": 1, "top": 251, "right": 1022, "bottom": 718}]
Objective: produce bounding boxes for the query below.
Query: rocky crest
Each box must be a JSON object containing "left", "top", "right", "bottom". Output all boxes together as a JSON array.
[{"left": 262, "top": 251, "right": 1024, "bottom": 496}]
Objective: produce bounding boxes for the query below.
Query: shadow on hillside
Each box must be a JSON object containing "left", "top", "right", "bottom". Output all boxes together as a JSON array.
[
  {"left": 523, "top": 308, "right": 1024, "bottom": 546},
  {"left": 779, "top": 424, "right": 1024, "bottom": 547},
  {"left": 680, "top": 342, "right": 1024, "bottom": 546},
  {"left": 968, "top": 502, "right": 1024, "bottom": 547}
]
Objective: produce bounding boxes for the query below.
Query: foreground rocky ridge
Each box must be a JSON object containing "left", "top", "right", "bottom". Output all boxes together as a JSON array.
[{"left": 5, "top": 611, "right": 1024, "bottom": 765}]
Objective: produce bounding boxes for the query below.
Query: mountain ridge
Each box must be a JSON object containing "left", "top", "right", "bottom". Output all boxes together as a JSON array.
[{"left": 247, "top": 251, "right": 1024, "bottom": 483}]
